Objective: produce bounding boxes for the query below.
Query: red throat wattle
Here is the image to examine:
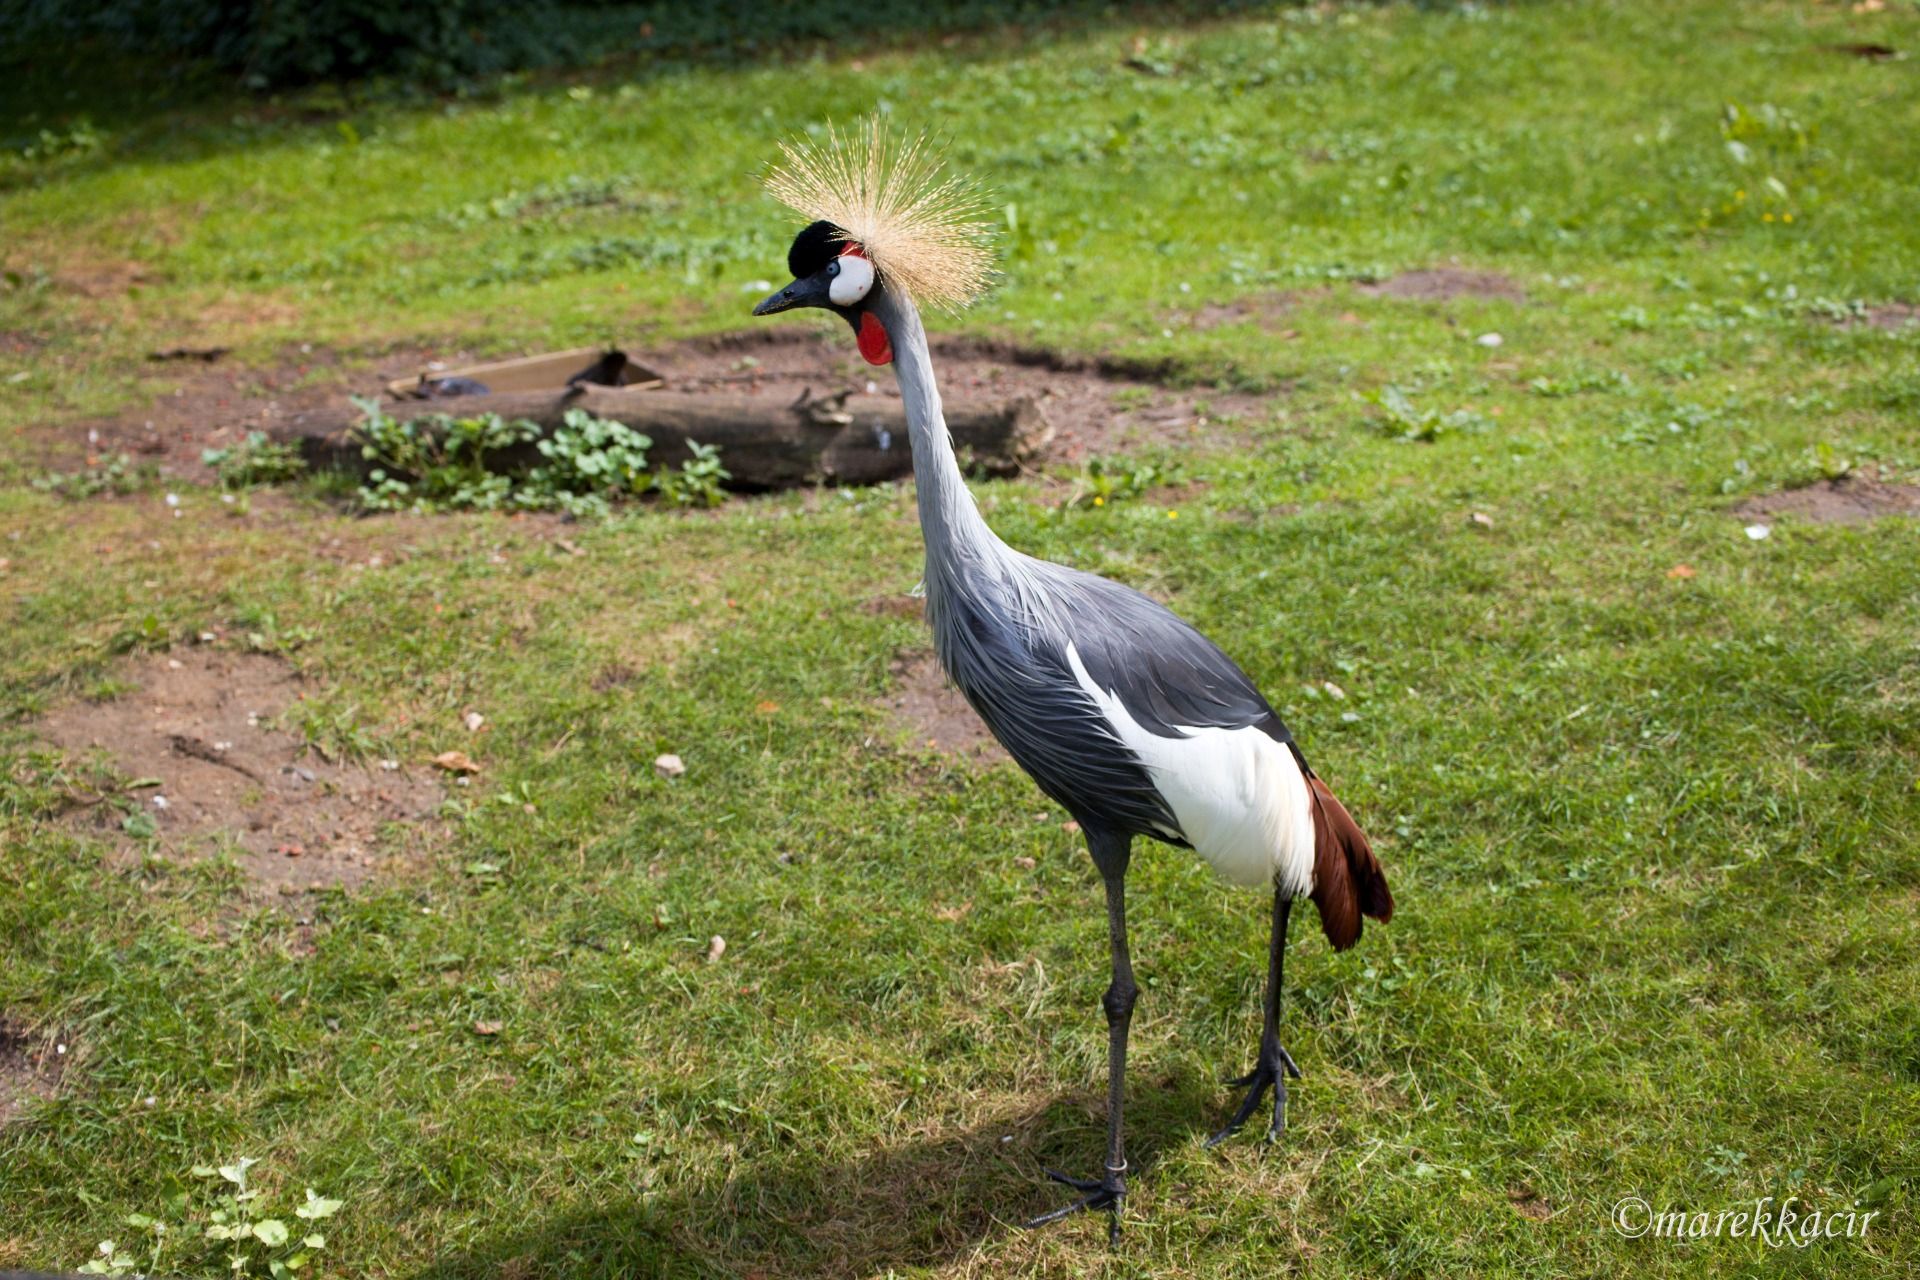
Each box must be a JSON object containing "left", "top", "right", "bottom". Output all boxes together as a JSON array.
[{"left": 856, "top": 310, "right": 892, "bottom": 366}]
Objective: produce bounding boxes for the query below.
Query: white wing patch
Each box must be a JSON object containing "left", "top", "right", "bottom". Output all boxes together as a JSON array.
[{"left": 1065, "top": 644, "right": 1315, "bottom": 893}]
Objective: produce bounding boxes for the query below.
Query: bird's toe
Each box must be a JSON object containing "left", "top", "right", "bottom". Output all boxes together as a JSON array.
[
  {"left": 1266, "top": 1077, "right": 1289, "bottom": 1143},
  {"left": 1026, "top": 1169, "right": 1125, "bottom": 1236}
]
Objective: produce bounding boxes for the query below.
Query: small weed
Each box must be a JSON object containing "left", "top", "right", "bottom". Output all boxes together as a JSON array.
[
  {"left": 353, "top": 397, "right": 538, "bottom": 513},
  {"left": 233, "top": 604, "right": 316, "bottom": 654},
  {"left": 202, "top": 433, "right": 307, "bottom": 489},
  {"left": 1878, "top": 372, "right": 1920, "bottom": 412},
  {"left": 1613, "top": 399, "right": 1717, "bottom": 449},
  {"left": 1611, "top": 305, "right": 1653, "bottom": 333},
  {"left": 33, "top": 453, "right": 155, "bottom": 499},
  {"left": 1364, "top": 385, "right": 1492, "bottom": 443},
  {"left": 1805, "top": 297, "right": 1870, "bottom": 325},
  {"left": 523, "top": 407, "right": 656, "bottom": 516},
  {"left": 1693, "top": 103, "right": 1813, "bottom": 230},
  {"left": 76, "top": 1157, "right": 343, "bottom": 1279},
  {"left": 1792, "top": 440, "right": 1859, "bottom": 486},
  {"left": 653, "top": 441, "right": 731, "bottom": 509},
  {"left": 286, "top": 700, "right": 380, "bottom": 760},
  {"left": 13, "top": 119, "right": 105, "bottom": 166},
  {"left": 1060, "top": 455, "right": 1178, "bottom": 510},
  {"left": 106, "top": 614, "right": 172, "bottom": 655},
  {"left": 1529, "top": 369, "right": 1631, "bottom": 398}
]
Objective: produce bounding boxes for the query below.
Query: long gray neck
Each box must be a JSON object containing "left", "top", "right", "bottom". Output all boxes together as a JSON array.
[{"left": 869, "top": 288, "right": 1006, "bottom": 579}]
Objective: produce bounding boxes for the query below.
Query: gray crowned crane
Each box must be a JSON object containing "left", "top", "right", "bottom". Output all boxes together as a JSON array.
[{"left": 751, "top": 123, "right": 1393, "bottom": 1244}]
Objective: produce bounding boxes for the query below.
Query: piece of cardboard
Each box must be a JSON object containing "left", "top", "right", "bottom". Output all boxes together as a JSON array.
[{"left": 386, "top": 348, "right": 663, "bottom": 398}]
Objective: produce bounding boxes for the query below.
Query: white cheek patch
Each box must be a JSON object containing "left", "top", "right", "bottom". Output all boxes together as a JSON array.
[{"left": 829, "top": 253, "right": 875, "bottom": 306}]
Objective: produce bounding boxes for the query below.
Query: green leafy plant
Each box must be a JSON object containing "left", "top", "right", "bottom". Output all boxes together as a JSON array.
[
  {"left": 106, "top": 613, "right": 172, "bottom": 654},
  {"left": 1693, "top": 102, "right": 1814, "bottom": 230},
  {"left": 523, "top": 407, "right": 655, "bottom": 516},
  {"left": 652, "top": 440, "right": 731, "bottom": 509},
  {"left": 14, "top": 119, "right": 105, "bottom": 166},
  {"left": 1808, "top": 440, "right": 1855, "bottom": 483},
  {"left": 234, "top": 603, "right": 317, "bottom": 654},
  {"left": 1365, "top": 385, "right": 1492, "bottom": 443},
  {"left": 1804, "top": 297, "right": 1870, "bottom": 325},
  {"left": 202, "top": 432, "right": 308, "bottom": 489},
  {"left": 76, "top": 1157, "right": 343, "bottom": 1279},
  {"left": 1061, "top": 456, "right": 1176, "bottom": 510},
  {"left": 33, "top": 453, "right": 156, "bottom": 499},
  {"left": 349, "top": 400, "right": 722, "bottom": 514},
  {"left": 351, "top": 397, "right": 537, "bottom": 513}
]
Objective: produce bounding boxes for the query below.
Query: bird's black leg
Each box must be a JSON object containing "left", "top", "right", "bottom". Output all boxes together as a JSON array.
[
  {"left": 1028, "top": 830, "right": 1134, "bottom": 1247},
  {"left": 1208, "top": 888, "right": 1300, "bottom": 1147}
]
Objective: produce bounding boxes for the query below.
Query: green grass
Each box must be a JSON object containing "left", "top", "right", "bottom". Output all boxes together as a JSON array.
[{"left": 3, "top": 1, "right": 1919, "bottom": 1275}]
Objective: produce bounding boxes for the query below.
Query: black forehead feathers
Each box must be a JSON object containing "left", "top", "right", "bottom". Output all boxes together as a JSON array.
[{"left": 787, "top": 219, "right": 851, "bottom": 279}]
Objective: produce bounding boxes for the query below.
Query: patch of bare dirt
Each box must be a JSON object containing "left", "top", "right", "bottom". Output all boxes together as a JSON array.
[
  {"left": 1734, "top": 475, "right": 1920, "bottom": 525},
  {"left": 1182, "top": 291, "right": 1301, "bottom": 334},
  {"left": 54, "top": 257, "right": 157, "bottom": 299},
  {"left": 1811, "top": 301, "right": 1919, "bottom": 331},
  {"left": 44, "top": 343, "right": 465, "bottom": 482},
  {"left": 1358, "top": 267, "right": 1526, "bottom": 303},
  {"left": 1862, "top": 303, "right": 1917, "bottom": 331},
  {"left": 1508, "top": 1185, "right": 1554, "bottom": 1222},
  {"left": 591, "top": 661, "right": 642, "bottom": 692},
  {"left": 36, "top": 649, "right": 443, "bottom": 894},
  {"left": 52, "top": 329, "right": 1276, "bottom": 485},
  {"left": 0, "top": 1018, "right": 71, "bottom": 1126},
  {"left": 881, "top": 649, "right": 1004, "bottom": 763},
  {"left": 861, "top": 593, "right": 926, "bottom": 622}
]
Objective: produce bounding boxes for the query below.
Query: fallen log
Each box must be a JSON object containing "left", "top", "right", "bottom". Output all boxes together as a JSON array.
[{"left": 275, "top": 385, "right": 1051, "bottom": 490}]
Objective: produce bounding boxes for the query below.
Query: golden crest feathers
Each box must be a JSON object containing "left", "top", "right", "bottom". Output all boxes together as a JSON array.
[{"left": 764, "top": 118, "right": 993, "bottom": 310}]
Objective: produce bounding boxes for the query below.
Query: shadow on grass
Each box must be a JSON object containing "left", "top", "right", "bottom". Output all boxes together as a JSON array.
[
  {"left": 412, "top": 1074, "right": 1225, "bottom": 1277},
  {"left": 0, "top": 1, "right": 1282, "bottom": 148}
]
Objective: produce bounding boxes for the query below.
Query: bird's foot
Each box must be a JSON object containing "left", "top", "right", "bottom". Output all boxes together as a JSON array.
[
  {"left": 1026, "top": 1166, "right": 1126, "bottom": 1247},
  {"left": 1206, "top": 1037, "right": 1300, "bottom": 1147}
]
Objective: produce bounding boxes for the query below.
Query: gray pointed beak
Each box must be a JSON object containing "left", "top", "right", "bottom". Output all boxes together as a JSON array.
[
  {"left": 752, "top": 274, "right": 830, "bottom": 317},
  {"left": 752, "top": 285, "right": 799, "bottom": 317}
]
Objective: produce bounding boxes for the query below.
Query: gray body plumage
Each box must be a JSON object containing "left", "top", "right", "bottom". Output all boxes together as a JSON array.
[{"left": 876, "top": 290, "right": 1300, "bottom": 848}]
